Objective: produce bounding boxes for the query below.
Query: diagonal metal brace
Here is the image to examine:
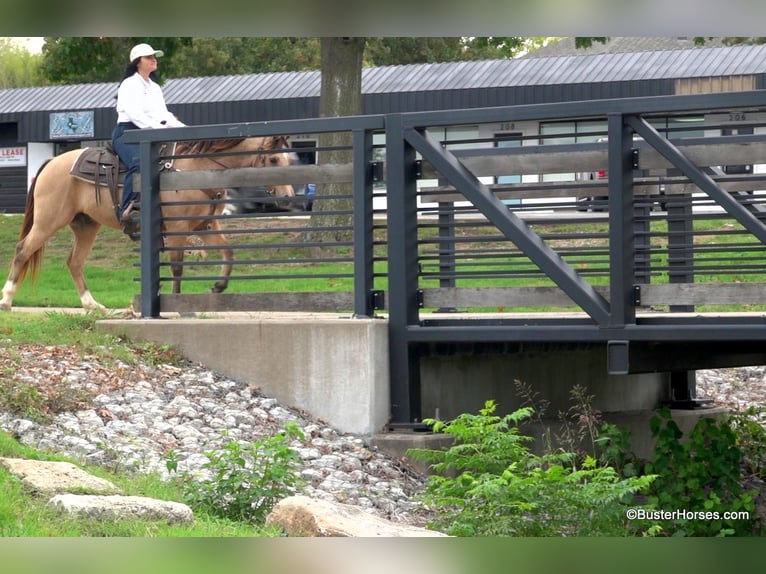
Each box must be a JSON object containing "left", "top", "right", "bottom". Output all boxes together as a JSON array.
[
  {"left": 627, "top": 115, "right": 766, "bottom": 245},
  {"left": 404, "top": 127, "right": 610, "bottom": 324}
]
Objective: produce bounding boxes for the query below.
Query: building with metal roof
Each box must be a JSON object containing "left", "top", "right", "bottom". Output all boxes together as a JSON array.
[{"left": 1, "top": 41, "right": 765, "bottom": 212}]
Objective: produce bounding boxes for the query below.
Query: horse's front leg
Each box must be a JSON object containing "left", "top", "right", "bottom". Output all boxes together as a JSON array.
[
  {"left": 199, "top": 220, "right": 233, "bottom": 293},
  {"left": 69, "top": 217, "right": 107, "bottom": 311},
  {"left": 160, "top": 234, "right": 187, "bottom": 294},
  {"left": 168, "top": 249, "right": 185, "bottom": 294}
]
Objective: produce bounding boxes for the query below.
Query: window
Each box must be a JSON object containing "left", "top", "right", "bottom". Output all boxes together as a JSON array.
[{"left": 495, "top": 133, "right": 522, "bottom": 206}]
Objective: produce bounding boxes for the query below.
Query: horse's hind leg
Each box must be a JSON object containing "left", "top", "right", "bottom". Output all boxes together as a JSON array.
[
  {"left": 1, "top": 226, "right": 54, "bottom": 311},
  {"left": 68, "top": 216, "right": 107, "bottom": 311},
  {"left": 0, "top": 240, "right": 28, "bottom": 310}
]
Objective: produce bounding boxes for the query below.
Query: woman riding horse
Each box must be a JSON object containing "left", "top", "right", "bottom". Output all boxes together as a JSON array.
[{"left": 112, "top": 43, "right": 185, "bottom": 236}]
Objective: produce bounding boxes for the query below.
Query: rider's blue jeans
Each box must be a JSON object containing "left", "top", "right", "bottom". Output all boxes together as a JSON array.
[{"left": 111, "top": 122, "right": 140, "bottom": 216}]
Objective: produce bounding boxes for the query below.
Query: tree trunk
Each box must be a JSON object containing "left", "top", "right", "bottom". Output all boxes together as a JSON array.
[{"left": 304, "top": 37, "right": 365, "bottom": 245}]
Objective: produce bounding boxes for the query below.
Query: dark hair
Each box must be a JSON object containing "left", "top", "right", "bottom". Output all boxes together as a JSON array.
[{"left": 121, "top": 59, "right": 158, "bottom": 82}]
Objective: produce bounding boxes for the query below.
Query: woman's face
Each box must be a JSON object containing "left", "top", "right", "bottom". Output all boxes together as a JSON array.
[{"left": 137, "top": 54, "right": 158, "bottom": 75}]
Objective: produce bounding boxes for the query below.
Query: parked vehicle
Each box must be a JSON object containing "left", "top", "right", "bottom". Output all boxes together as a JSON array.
[{"left": 224, "top": 184, "right": 315, "bottom": 214}]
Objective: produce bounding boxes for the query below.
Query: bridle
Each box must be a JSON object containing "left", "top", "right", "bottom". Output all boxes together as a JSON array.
[{"left": 198, "top": 141, "right": 285, "bottom": 197}]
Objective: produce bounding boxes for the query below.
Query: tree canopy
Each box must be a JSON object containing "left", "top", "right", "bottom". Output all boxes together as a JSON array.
[
  {"left": 35, "top": 37, "right": 559, "bottom": 85},
  {"left": 0, "top": 38, "right": 44, "bottom": 88}
]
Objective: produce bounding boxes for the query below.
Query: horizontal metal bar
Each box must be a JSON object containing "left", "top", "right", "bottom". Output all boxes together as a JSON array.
[
  {"left": 398, "top": 90, "right": 766, "bottom": 128},
  {"left": 404, "top": 321, "right": 766, "bottom": 343},
  {"left": 124, "top": 115, "right": 386, "bottom": 144}
]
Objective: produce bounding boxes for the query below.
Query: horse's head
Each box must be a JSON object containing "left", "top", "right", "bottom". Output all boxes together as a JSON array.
[
  {"left": 179, "top": 135, "right": 299, "bottom": 212},
  {"left": 248, "top": 135, "right": 297, "bottom": 211}
]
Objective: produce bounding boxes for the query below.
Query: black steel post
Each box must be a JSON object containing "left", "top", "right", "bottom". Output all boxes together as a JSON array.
[
  {"left": 634, "top": 203, "right": 652, "bottom": 285},
  {"left": 139, "top": 140, "right": 162, "bottom": 318},
  {"left": 437, "top": 203, "right": 456, "bottom": 289},
  {"left": 386, "top": 114, "right": 423, "bottom": 426},
  {"left": 667, "top": 193, "right": 695, "bottom": 313},
  {"left": 352, "top": 128, "right": 376, "bottom": 317},
  {"left": 607, "top": 113, "right": 636, "bottom": 327}
]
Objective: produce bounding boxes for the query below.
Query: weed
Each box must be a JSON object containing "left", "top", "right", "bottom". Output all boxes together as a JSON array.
[
  {"left": 175, "top": 422, "right": 305, "bottom": 524},
  {"left": 643, "top": 408, "right": 760, "bottom": 536}
]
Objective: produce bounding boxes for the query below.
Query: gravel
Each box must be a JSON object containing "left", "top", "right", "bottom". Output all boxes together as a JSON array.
[
  {"left": 2, "top": 343, "right": 765, "bottom": 530},
  {"left": 0, "top": 346, "right": 430, "bottom": 527}
]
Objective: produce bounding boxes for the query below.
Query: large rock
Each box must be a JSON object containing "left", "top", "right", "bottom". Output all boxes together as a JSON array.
[
  {"left": 0, "top": 457, "right": 120, "bottom": 495},
  {"left": 266, "top": 495, "right": 447, "bottom": 537},
  {"left": 48, "top": 494, "right": 194, "bottom": 524}
]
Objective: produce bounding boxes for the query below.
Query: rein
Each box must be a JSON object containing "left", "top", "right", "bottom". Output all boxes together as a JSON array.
[
  {"left": 171, "top": 137, "right": 290, "bottom": 205},
  {"left": 198, "top": 141, "right": 281, "bottom": 196}
]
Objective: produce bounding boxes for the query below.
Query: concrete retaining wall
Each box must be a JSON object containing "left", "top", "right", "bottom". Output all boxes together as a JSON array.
[
  {"left": 98, "top": 315, "right": 390, "bottom": 436},
  {"left": 98, "top": 314, "right": 677, "bottom": 445}
]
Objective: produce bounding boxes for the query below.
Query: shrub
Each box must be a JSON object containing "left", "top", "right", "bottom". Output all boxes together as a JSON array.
[
  {"left": 176, "top": 421, "right": 305, "bottom": 524},
  {"left": 643, "top": 408, "right": 759, "bottom": 536},
  {"left": 407, "top": 399, "right": 655, "bottom": 536}
]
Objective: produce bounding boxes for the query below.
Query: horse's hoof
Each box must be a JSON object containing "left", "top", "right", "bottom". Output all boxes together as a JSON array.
[{"left": 0, "top": 304, "right": 10, "bottom": 311}]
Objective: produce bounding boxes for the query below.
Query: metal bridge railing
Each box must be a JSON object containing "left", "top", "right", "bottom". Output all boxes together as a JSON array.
[{"left": 126, "top": 91, "right": 766, "bottom": 425}]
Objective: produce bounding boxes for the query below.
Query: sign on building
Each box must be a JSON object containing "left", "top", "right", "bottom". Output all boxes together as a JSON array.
[
  {"left": 0, "top": 147, "right": 26, "bottom": 166},
  {"left": 49, "top": 110, "right": 94, "bottom": 139}
]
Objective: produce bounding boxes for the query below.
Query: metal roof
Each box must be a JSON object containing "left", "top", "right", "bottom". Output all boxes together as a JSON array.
[
  {"left": 1, "top": 43, "right": 766, "bottom": 115},
  {"left": 524, "top": 36, "right": 727, "bottom": 58}
]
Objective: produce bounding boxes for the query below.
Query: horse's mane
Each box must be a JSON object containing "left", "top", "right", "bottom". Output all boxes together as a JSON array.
[
  {"left": 175, "top": 138, "right": 247, "bottom": 155},
  {"left": 174, "top": 135, "right": 290, "bottom": 160}
]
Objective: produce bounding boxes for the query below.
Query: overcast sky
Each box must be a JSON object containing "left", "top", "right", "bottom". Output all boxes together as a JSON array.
[{"left": 9, "top": 37, "right": 43, "bottom": 53}]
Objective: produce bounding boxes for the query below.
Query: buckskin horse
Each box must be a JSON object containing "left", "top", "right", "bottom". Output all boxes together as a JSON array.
[{"left": 0, "top": 135, "right": 295, "bottom": 312}]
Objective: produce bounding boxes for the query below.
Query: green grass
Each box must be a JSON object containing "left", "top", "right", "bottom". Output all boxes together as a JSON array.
[
  {"left": 0, "top": 432, "right": 281, "bottom": 537},
  {"left": 0, "top": 312, "right": 285, "bottom": 537},
  {"left": 2, "top": 212, "right": 766, "bottom": 312},
  {"left": 0, "top": 215, "right": 367, "bottom": 308}
]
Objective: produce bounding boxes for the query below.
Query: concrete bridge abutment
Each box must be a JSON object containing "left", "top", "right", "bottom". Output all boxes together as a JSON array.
[{"left": 97, "top": 314, "right": 716, "bottom": 465}]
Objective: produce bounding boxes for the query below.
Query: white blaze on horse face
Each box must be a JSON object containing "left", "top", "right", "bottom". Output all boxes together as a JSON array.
[{"left": 0, "top": 279, "right": 17, "bottom": 310}]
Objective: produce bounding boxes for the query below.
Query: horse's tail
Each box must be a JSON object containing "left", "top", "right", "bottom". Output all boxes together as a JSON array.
[{"left": 16, "top": 160, "right": 51, "bottom": 286}]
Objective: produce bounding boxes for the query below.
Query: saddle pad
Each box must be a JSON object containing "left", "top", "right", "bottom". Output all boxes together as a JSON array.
[{"left": 70, "top": 147, "right": 125, "bottom": 187}]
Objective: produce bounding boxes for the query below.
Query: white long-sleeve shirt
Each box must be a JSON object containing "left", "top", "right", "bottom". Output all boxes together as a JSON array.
[{"left": 115, "top": 73, "right": 185, "bottom": 129}]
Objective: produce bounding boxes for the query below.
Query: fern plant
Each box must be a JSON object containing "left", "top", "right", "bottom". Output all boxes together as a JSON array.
[{"left": 408, "top": 399, "right": 656, "bottom": 536}]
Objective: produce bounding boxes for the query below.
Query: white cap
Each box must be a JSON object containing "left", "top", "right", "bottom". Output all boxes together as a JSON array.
[{"left": 129, "top": 43, "right": 164, "bottom": 62}]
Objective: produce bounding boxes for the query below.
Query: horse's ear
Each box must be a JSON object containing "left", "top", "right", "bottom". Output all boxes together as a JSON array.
[{"left": 268, "top": 135, "right": 289, "bottom": 150}]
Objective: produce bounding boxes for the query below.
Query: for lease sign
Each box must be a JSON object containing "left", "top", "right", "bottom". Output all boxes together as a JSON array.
[
  {"left": 0, "top": 147, "right": 26, "bottom": 166},
  {"left": 0, "top": 147, "right": 27, "bottom": 167}
]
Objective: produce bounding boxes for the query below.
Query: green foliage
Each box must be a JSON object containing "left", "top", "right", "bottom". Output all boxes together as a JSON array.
[
  {"left": 35, "top": 36, "right": 563, "bottom": 87},
  {"left": 408, "top": 400, "right": 655, "bottom": 536},
  {"left": 39, "top": 37, "right": 191, "bottom": 84},
  {"left": 644, "top": 408, "right": 759, "bottom": 536},
  {"left": 176, "top": 422, "right": 305, "bottom": 524},
  {"left": 0, "top": 38, "right": 43, "bottom": 88},
  {"left": 0, "top": 430, "right": 275, "bottom": 537},
  {"left": 595, "top": 421, "right": 639, "bottom": 477},
  {"left": 0, "top": 382, "right": 47, "bottom": 422},
  {"left": 171, "top": 37, "right": 321, "bottom": 75},
  {"left": 727, "top": 405, "right": 766, "bottom": 478}
]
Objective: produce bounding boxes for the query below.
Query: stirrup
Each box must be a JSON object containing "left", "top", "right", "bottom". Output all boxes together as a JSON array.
[
  {"left": 121, "top": 211, "right": 141, "bottom": 241},
  {"left": 120, "top": 199, "right": 140, "bottom": 222}
]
